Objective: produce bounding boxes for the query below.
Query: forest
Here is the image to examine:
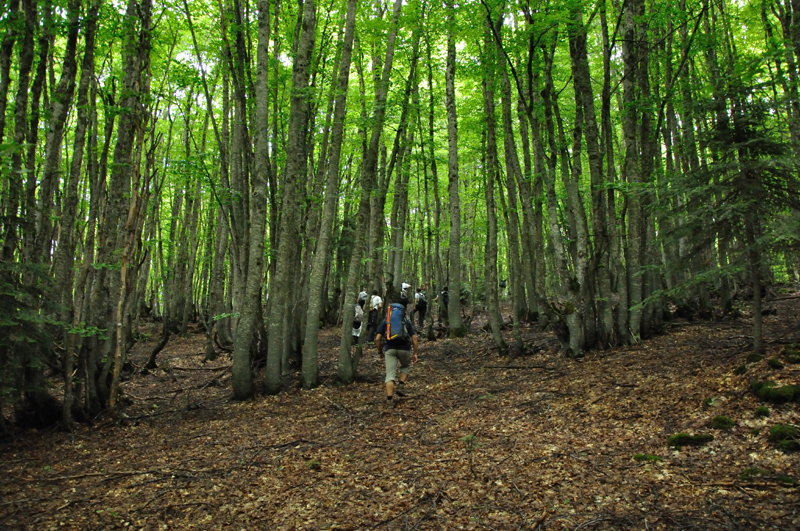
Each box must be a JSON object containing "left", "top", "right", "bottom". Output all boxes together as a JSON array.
[
  {"left": 0, "top": 0, "right": 799, "bottom": 443},
  {"left": 1, "top": 0, "right": 800, "bottom": 527}
]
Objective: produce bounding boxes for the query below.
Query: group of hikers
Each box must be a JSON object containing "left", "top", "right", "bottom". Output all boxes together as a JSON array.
[{"left": 351, "top": 283, "right": 449, "bottom": 406}]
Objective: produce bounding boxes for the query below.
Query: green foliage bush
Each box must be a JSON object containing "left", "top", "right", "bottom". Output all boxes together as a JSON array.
[
  {"left": 0, "top": 262, "right": 60, "bottom": 415},
  {"left": 745, "top": 353, "right": 764, "bottom": 363}
]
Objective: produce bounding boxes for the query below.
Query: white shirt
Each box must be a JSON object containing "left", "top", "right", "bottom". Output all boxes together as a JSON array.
[
  {"left": 401, "top": 282, "right": 410, "bottom": 291},
  {"left": 358, "top": 291, "right": 368, "bottom": 302},
  {"left": 371, "top": 295, "right": 383, "bottom": 310}
]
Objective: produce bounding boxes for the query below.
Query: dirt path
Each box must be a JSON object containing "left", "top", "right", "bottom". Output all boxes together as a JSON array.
[{"left": 2, "top": 297, "right": 799, "bottom": 530}]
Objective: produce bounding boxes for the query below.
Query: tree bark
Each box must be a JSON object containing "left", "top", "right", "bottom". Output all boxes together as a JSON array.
[
  {"left": 55, "top": 0, "right": 100, "bottom": 428},
  {"left": 265, "top": 0, "right": 316, "bottom": 394},
  {"left": 337, "top": 0, "right": 403, "bottom": 384},
  {"left": 445, "top": 0, "right": 467, "bottom": 337},
  {"left": 303, "top": 0, "right": 357, "bottom": 389},
  {"left": 482, "top": 17, "right": 507, "bottom": 353}
]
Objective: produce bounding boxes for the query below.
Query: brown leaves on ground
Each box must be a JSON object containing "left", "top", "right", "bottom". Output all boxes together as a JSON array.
[{"left": 2, "top": 297, "right": 800, "bottom": 530}]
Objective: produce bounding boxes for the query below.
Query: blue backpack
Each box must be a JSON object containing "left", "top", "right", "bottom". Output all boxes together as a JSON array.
[{"left": 386, "top": 303, "right": 410, "bottom": 341}]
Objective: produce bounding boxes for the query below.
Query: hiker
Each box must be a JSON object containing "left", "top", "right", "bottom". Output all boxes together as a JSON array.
[
  {"left": 357, "top": 288, "right": 368, "bottom": 309},
  {"left": 414, "top": 287, "right": 427, "bottom": 328},
  {"left": 352, "top": 299, "right": 364, "bottom": 351},
  {"left": 366, "top": 289, "right": 383, "bottom": 342},
  {"left": 400, "top": 282, "right": 411, "bottom": 307},
  {"left": 375, "top": 303, "right": 419, "bottom": 405}
]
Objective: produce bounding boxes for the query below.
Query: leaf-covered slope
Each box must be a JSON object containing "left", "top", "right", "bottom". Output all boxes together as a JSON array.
[{"left": 2, "top": 298, "right": 799, "bottom": 530}]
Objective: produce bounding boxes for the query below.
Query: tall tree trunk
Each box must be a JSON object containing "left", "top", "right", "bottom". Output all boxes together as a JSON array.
[
  {"left": 35, "top": 0, "right": 80, "bottom": 266},
  {"left": 56, "top": 0, "right": 100, "bottom": 428},
  {"left": 622, "top": 0, "right": 644, "bottom": 342},
  {"left": 0, "top": 0, "right": 20, "bottom": 144},
  {"left": 265, "top": 0, "right": 315, "bottom": 394},
  {"left": 106, "top": 0, "right": 152, "bottom": 413},
  {"left": 338, "top": 0, "right": 403, "bottom": 383},
  {"left": 2, "top": 0, "right": 35, "bottom": 261},
  {"left": 445, "top": 0, "right": 467, "bottom": 337},
  {"left": 482, "top": 17, "right": 507, "bottom": 353},
  {"left": 303, "top": 0, "right": 357, "bottom": 389}
]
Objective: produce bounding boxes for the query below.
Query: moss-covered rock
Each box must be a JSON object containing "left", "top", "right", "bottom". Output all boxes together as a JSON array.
[
  {"left": 766, "top": 358, "right": 784, "bottom": 369},
  {"left": 708, "top": 416, "right": 735, "bottom": 430},
  {"left": 777, "top": 440, "right": 800, "bottom": 451},
  {"left": 754, "top": 406, "right": 770, "bottom": 418},
  {"left": 768, "top": 424, "right": 798, "bottom": 442},
  {"left": 746, "top": 353, "right": 764, "bottom": 363},
  {"left": 751, "top": 380, "right": 799, "bottom": 404},
  {"left": 668, "top": 433, "right": 714, "bottom": 448},
  {"left": 784, "top": 348, "right": 800, "bottom": 364},
  {"left": 733, "top": 364, "right": 748, "bottom": 375},
  {"left": 768, "top": 425, "right": 800, "bottom": 451}
]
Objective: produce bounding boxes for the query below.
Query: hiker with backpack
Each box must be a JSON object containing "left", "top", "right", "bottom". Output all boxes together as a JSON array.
[
  {"left": 375, "top": 302, "right": 419, "bottom": 405},
  {"left": 414, "top": 287, "right": 427, "bottom": 328},
  {"left": 357, "top": 288, "right": 368, "bottom": 309},
  {"left": 399, "top": 282, "right": 411, "bottom": 308}
]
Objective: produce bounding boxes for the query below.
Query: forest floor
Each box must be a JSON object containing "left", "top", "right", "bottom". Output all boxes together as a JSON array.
[{"left": 2, "top": 292, "right": 800, "bottom": 530}]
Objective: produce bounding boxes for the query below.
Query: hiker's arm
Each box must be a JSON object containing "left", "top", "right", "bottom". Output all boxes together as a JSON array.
[
  {"left": 411, "top": 335, "right": 419, "bottom": 362},
  {"left": 375, "top": 334, "right": 383, "bottom": 355}
]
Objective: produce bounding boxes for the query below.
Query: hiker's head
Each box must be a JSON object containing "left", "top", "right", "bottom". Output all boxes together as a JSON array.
[
  {"left": 442, "top": 286, "right": 448, "bottom": 291},
  {"left": 417, "top": 287, "right": 422, "bottom": 293},
  {"left": 372, "top": 289, "right": 378, "bottom": 295}
]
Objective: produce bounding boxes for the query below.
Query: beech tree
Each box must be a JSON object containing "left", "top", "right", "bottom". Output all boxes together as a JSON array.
[{"left": 0, "top": 0, "right": 798, "bottom": 430}]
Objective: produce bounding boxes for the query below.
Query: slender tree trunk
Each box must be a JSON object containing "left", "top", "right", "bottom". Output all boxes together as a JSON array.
[
  {"left": 445, "top": 0, "right": 467, "bottom": 337},
  {"left": 0, "top": 0, "right": 20, "bottom": 144},
  {"left": 35, "top": 0, "right": 80, "bottom": 266},
  {"left": 303, "top": 0, "right": 357, "bottom": 389},
  {"left": 338, "top": 0, "right": 403, "bottom": 383},
  {"left": 482, "top": 17, "right": 507, "bottom": 353},
  {"left": 56, "top": 0, "right": 100, "bottom": 428},
  {"left": 265, "top": 0, "right": 315, "bottom": 394},
  {"left": 622, "top": 0, "right": 644, "bottom": 342},
  {"left": 2, "top": 0, "right": 35, "bottom": 261}
]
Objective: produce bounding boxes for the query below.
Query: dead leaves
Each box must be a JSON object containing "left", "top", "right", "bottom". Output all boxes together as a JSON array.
[{"left": 2, "top": 302, "right": 800, "bottom": 529}]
